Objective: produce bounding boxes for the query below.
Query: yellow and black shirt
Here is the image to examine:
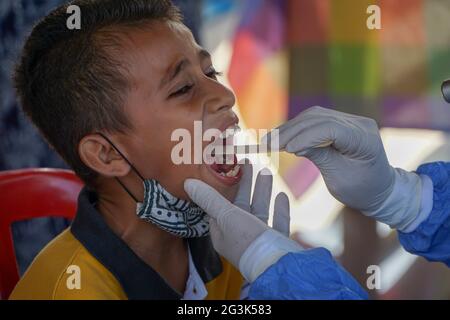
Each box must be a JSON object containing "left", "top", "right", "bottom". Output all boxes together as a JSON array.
[{"left": 9, "top": 187, "right": 243, "bottom": 300}]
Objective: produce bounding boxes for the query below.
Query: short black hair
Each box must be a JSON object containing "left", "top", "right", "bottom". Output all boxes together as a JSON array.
[{"left": 14, "top": 0, "right": 182, "bottom": 186}]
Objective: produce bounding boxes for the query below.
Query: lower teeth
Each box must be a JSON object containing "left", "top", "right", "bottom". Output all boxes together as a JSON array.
[{"left": 222, "top": 164, "right": 240, "bottom": 177}]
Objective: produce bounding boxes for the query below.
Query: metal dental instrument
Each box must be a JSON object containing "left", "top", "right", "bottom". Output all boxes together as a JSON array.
[
  {"left": 212, "top": 79, "right": 450, "bottom": 155},
  {"left": 213, "top": 141, "right": 333, "bottom": 155}
]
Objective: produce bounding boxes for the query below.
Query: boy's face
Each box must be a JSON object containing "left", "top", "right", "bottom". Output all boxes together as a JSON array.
[{"left": 111, "top": 20, "right": 241, "bottom": 201}]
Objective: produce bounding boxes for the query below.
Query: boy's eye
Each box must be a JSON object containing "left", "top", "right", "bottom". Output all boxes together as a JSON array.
[
  {"left": 169, "top": 68, "right": 222, "bottom": 98},
  {"left": 170, "top": 84, "right": 194, "bottom": 97}
]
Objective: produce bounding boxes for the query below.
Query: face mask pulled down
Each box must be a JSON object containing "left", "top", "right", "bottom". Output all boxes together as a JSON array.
[{"left": 99, "top": 133, "right": 209, "bottom": 238}]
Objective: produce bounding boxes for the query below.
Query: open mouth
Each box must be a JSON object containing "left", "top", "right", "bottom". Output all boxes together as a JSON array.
[{"left": 206, "top": 124, "right": 242, "bottom": 184}]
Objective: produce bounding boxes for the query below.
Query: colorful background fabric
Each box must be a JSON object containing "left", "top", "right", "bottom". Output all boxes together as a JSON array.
[{"left": 228, "top": 0, "right": 450, "bottom": 197}]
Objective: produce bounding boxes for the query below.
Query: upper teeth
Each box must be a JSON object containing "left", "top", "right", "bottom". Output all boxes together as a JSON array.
[
  {"left": 227, "top": 165, "right": 240, "bottom": 177},
  {"left": 219, "top": 124, "right": 240, "bottom": 139}
]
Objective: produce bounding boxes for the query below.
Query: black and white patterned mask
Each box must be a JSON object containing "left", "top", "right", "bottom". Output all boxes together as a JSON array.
[
  {"left": 97, "top": 133, "right": 209, "bottom": 238},
  {"left": 136, "top": 179, "right": 209, "bottom": 238}
]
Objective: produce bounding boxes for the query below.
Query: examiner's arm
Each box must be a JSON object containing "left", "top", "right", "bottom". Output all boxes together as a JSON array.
[
  {"left": 184, "top": 165, "right": 368, "bottom": 300},
  {"left": 276, "top": 106, "right": 450, "bottom": 266},
  {"left": 398, "top": 162, "right": 450, "bottom": 267}
]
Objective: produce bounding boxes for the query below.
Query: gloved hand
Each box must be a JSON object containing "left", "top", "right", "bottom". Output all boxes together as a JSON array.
[
  {"left": 184, "top": 164, "right": 301, "bottom": 282},
  {"left": 266, "top": 106, "right": 432, "bottom": 232},
  {"left": 233, "top": 163, "right": 290, "bottom": 236},
  {"left": 185, "top": 164, "right": 369, "bottom": 300}
]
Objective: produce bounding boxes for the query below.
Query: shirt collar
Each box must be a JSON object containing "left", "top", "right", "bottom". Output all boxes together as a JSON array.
[
  {"left": 183, "top": 245, "right": 208, "bottom": 300},
  {"left": 71, "top": 187, "right": 223, "bottom": 300}
]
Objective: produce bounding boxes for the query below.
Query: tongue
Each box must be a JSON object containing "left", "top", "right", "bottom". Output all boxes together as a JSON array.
[{"left": 215, "top": 163, "right": 234, "bottom": 173}]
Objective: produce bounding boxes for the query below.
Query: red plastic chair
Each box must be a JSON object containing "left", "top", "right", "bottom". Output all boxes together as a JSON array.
[{"left": 0, "top": 169, "right": 83, "bottom": 299}]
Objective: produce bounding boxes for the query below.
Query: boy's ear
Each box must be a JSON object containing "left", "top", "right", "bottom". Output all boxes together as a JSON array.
[{"left": 78, "top": 134, "right": 131, "bottom": 178}]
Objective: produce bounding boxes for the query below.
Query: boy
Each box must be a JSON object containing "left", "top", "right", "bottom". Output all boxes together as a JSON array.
[{"left": 10, "top": 0, "right": 244, "bottom": 299}]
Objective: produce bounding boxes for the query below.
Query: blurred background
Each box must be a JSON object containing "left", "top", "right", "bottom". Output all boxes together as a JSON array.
[{"left": 2, "top": 0, "right": 450, "bottom": 299}]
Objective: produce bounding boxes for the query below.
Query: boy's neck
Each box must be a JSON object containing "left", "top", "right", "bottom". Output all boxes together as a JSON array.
[{"left": 95, "top": 179, "right": 189, "bottom": 294}]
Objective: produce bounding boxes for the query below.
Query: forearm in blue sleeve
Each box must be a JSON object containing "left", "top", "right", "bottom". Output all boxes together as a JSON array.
[
  {"left": 398, "top": 162, "right": 450, "bottom": 267},
  {"left": 248, "top": 249, "right": 368, "bottom": 300}
]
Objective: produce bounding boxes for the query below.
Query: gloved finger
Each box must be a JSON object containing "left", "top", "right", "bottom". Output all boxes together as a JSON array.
[
  {"left": 261, "top": 106, "right": 336, "bottom": 147},
  {"left": 279, "top": 109, "right": 379, "bottom": 157},
  {"left": 333, "top": 117, "right": 380, "bottom": 156},
  {"left": 184, "top": 179, "right": 233, "bottom": 221},
  {"left": 251, "top": 168, "right": 273, "bottom": 224},
  {"left": 279, "top": 116, "right": 338, "bottom": 153},
  {"left": 295, "top": 147, "right": 340, "bottom": 170},
  {"left": 233, "top": 160, "right": 253, "bottom": 212},
  {"left": 261, "top": 115, "right": 324, "bottom": 150},
  {"left": 286, "top": 117, "right": 371, "bottom": 157},
  {"left": 272, "top": 192, "right": 290, "bottom": 237},
  {"left": 281, "top": 120, "right": 337, "bottom": 156},
  {"left": 208, "top": 217, "right": 223, "bottom": 247},
  {"left": 263, "top": 106, "right": 369, "bottom": 152}
]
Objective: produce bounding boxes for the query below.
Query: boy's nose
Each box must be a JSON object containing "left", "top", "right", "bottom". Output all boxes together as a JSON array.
[{"left": 204, "top": 82, "right": 236, "bottom": 114}]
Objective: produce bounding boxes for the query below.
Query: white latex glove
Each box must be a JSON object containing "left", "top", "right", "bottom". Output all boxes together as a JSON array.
[
  {"left": 265, "top": 106, "right": 432, "bottom": 232},
  {"left": 184, "top": 164, "right": 301, "bottom": 282},
  {"left": 233, "top": 163, "right": 290, "bottom": 236}
]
